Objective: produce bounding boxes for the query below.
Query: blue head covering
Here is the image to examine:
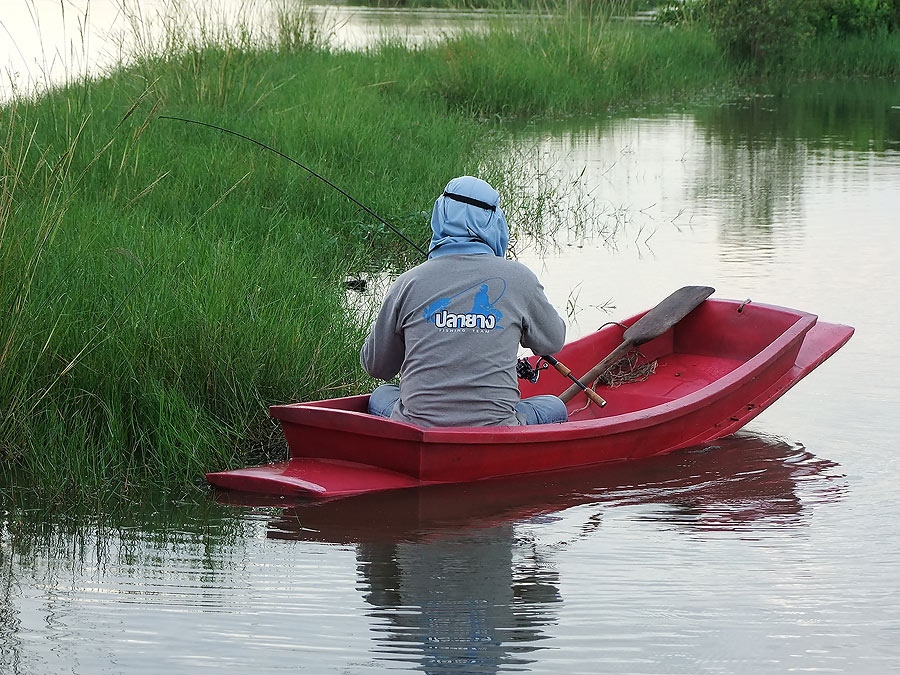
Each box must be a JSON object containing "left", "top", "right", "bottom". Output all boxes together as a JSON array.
[{"left": 428, "top": 176, "right": 509, "bottom": 259}]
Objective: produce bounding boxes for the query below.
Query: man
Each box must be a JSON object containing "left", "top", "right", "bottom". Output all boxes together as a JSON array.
[{"left": 360, "top": 176, "right": 567, "bottom": 427}]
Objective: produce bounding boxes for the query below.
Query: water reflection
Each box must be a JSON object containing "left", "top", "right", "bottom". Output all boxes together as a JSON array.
[
  {"left": 516, "top": 80, "right": 900, "bottom": 268},
  {"left": 0, "top": 497, "right": 263, "bottom": 674},
  {"left": 691, "top": 130, "right": 807, "bottom": 251},
  {"left": 695, "top": 80, "right": 900, "bottom": 152},
  {"left": 259, "top": 432, "right": 843, "bottom": 672},
  {"left": 515, "top": 113, "right": 811, "bottom": 266},
  {"left": 0, "top": 434, "right": 849, "bottom": 673},
  {"left": 357, "top": 527, "right": 555, "bottom": 672},
  {"left": 690, "top": 81, "right": 900, "bottom": 257}
]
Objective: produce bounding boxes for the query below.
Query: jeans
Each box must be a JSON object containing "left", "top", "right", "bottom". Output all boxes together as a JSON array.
[{"left": 367, "top": 384, "right": 568, "bottom": 425}]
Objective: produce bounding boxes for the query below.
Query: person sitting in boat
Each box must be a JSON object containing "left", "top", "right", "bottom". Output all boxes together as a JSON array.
[{"left": 360, "top": 176, "right": 567, "bottom": 427}]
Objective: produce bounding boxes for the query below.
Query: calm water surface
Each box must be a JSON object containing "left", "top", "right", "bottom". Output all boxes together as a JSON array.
[{"left": 2, "top": 38, "right": 900, "bottom": 675}]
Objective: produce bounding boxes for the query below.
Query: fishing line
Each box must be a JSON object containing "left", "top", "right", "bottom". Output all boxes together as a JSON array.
[{"left": 158, "top": 115, "right": 428, "bottom": 257}]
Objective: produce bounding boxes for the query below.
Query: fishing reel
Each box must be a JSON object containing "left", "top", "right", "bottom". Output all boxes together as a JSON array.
[{"left": 516, "top": 357, "right": 549, "bottom": 383}]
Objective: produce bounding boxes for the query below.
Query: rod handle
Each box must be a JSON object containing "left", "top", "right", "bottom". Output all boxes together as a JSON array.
[
  {"left": 549, "top": 359, "right": 571, "bottom": 377},
  {"left": 542, "top": 355, "right": 608, "bottom": 408},
  {"left": 583, "top": 387, "right": 607, "bottom": 408}
]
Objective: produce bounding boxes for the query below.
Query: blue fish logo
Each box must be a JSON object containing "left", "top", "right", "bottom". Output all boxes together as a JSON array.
[{"left": 422, "top": 278, "right": 505, "bottom": 330}]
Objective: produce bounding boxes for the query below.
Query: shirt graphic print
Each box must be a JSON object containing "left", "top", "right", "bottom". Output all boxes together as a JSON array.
[{"left": 422, "top": 278, "right": 506, "bottom": 333}]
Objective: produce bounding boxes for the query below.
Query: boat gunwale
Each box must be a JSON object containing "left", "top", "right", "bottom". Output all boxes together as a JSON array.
[{"left": 269, "top": 300, "right": 818, "bottom": 445}]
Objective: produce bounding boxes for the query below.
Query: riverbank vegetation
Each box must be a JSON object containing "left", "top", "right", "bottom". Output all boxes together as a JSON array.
[
  {"left": 658, "top": 0, "right": 900, "bottom": 75},
  {"left": 2, "top": 0, "right": 898, "bottom": 503}
]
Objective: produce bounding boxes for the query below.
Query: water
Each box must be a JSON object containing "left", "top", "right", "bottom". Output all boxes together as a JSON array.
[
  {"left": 3, "top": 7, "right": 900, "bottom": 672},
  {"left": 0, "top": 0, "right": 502, "bottom": 100}
]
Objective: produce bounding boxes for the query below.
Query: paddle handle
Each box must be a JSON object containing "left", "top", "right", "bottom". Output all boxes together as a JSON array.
[
  {"left": 543, "top": 355, "right": 607, "bottom": 408},
  {"left": 557, "top": 341, "right": 633, "bottom": 404}
]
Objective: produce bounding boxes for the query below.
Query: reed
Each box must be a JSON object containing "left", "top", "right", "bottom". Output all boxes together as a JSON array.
[
  {"left": 362, "top": 9, "right": 738, "bottom": 118},
  {"left": 0, "top": 106, "right": 87, "bottom": 470},
  {"left": 0, "top": 103, "right": 490, "bottom": 502},
  {"left": 789, "top": 30, "right": 900, "bottom": 79}
]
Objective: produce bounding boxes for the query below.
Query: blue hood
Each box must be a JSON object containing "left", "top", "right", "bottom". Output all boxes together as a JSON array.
[{"left": 428, "top": 176, "right": 509, "bottom": 259}]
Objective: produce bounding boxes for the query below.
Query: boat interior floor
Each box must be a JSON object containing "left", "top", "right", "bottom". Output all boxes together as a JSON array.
[{"left": 566, "top": 352, "right": 745, "bottom": 421}]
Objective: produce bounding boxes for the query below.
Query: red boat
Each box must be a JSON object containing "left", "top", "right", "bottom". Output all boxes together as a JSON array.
[{"left": 207, "top": 297, "right": 853, "bottom": 499}]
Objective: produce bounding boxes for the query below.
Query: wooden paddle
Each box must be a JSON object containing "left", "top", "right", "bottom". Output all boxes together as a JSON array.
[{"left": 558, "top": 285, "right": 715, "bottom": 405}]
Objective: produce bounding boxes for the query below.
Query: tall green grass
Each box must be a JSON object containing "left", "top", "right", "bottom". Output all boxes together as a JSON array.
[
  {"left": 0, "top": 12, "right": 497, "bottom": 502},
  {"left": 790, "top": 30, "right": 900, "bottom": 79},
  {"left": 401, "top": 18, "right": 737, "bottom": 116}
]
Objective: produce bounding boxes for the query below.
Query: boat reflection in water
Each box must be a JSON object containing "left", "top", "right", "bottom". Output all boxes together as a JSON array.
[{"left": 221, "top": 432, "right": 844, "bottom": 673}]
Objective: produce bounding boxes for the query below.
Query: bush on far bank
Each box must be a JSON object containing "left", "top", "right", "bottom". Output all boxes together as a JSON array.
[{"left": 657, "top": 0, "right": 900, "bottom": 67}]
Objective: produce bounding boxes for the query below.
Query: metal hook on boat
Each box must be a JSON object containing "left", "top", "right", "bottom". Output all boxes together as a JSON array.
[
  {"left": 738, "top": 299, "right": 752, "bottom": 313},
  {"left": 597, "top": 321, "right": 628, "bottom": 332}
]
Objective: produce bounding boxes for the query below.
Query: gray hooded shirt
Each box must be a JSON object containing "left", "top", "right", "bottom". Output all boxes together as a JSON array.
[{"left": 360, "top": 177, "right": 566, "bottom": 427}]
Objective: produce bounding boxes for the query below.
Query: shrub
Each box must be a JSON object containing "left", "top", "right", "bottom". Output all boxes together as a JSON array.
[
  {"left": 703, "top": 0, "right": 814, "bottom": 66},
  {"left": 808, "top": 0, "right": 900, "bottom": 37},
  {"left": 658, "top": 0, "right": 900, "bottom": 65}
]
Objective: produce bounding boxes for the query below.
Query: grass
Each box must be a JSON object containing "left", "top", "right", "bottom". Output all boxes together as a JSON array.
[
  {"left": 790, "top": 30, "right": 900, "bottom": 79},
  {"left": 1, "top": 33, "right": 495, "bottom": 503},
  {"left": 409, "top": 19, "right": 738, "bottom": 116},
  {"left": 1, "top": 0, "right": 898, "bottom": 504}
]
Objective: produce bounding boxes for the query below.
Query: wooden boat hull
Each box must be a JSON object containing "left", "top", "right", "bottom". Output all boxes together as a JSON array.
[{"left": 207, "top": 299, "right": 853, "bottom": 499}]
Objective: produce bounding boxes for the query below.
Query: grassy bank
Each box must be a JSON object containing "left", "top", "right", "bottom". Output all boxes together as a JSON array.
[
  {"left": 412, "top": 20, "right": 735, "bottom": 116},
  {"left": 2, "top": 1, "right": 898, "bottom": 503},
  {"left": 791, "top": 31, "right": 900, "bottom": 79},
  {"left": 1, "top": 43, "right": 496, "bottom": 502}
]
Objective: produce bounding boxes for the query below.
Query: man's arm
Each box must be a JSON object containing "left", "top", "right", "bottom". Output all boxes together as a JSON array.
[
  {"left": 360, "top": 285, "right": 406, "bottom": 380},
  {"left": 520, "top": 273, "right": 566, "bottom": 355}
]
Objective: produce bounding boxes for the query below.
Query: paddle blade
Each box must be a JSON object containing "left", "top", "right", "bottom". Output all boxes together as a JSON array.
[{"left": 623, "top": 285, "right": 715, "bottom": 346}]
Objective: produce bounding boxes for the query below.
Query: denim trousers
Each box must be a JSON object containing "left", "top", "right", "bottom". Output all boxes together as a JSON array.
[{"left": 368, "top": 383, "right": 568, "bottom": 425}]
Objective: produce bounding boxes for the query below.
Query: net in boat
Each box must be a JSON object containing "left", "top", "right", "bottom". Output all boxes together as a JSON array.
[{"left": 594, "top": 350, "right": 658, "bottom": 388}]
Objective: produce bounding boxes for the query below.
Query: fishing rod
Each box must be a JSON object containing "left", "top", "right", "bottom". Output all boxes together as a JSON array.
[
  {"left": 158, "top": 116, "right": 427, "bottom": 257},
  {"left": 158, "top": 116, "right": 606, "bottom": 407}
]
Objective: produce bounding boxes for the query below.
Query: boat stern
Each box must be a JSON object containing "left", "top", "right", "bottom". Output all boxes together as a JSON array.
[{"left": 206, "top": 457, "right": 427, "bottom": 499}]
